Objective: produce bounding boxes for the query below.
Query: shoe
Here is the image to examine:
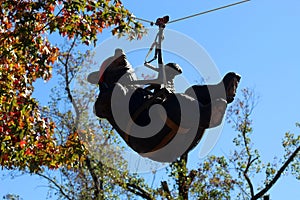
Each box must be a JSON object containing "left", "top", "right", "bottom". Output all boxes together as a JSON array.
[{"left": 222, "top": 72, "right": 241, "bottom": 103}]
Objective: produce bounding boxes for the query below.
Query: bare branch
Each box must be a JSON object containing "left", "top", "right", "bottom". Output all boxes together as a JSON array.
[
  {"left": 90, "top": 159, "right": 154, "bottom": 200},
  {"left": 57, "top": 35, "right": 81, "bottom": 127},
  {"left": 252, "top": 145, "right": 300, "bottom": 200},
  {"left": 222, "top": 150, "right": 252, "bottom": 199},
  {"left": 240, "top": 115, "right": 256, "bottom": 198},
  {"left": 36, "top": 172, "right": 72, "bottom": 200},
  {"left": 243, "top": 155, "right": 259, "bottom": 198}
]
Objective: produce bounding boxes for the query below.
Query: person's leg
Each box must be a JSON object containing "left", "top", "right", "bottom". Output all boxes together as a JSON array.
[
  {"left": 183, "top": 73, "right": 241, "bottom": 129},
  {"left": 185, "top": 84, "right": 219, "bottom": 106},
  {"left": 184, "top": 72, "right": 241, "bottom": 105},
  {"left": 184, "top": 84, "right": 227, "bottom": 128}
]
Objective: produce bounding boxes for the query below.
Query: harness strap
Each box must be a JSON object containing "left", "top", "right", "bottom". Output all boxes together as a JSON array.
[
  {"left": 144, "top": 31, "right": 160, "bottom": 65},
  {"left": 123, "top": 89, "right": 168, "bottom": 145},
  {"left": 149, "top": 113, "right": 190, "bottom": 152},
  {"left": 123, "top": 93, "right": 190, "bottom": 153},
  {"left": 149, "top": 117, "right": 178, "bottom": 152},
  {"left": 123, "top": 114, "right": 179, "bottom": 153},
  {"left": 144, "top": 41, "right": 158, "bottom": 64}
]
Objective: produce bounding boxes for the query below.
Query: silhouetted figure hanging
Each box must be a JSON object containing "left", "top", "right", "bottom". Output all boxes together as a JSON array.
[{"left": 88, "top": 48, "right": 240, "bottom": 162}]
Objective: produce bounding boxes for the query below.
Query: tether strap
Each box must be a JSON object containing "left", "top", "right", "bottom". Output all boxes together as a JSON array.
[
  {"left": 144, "top": 32, "right": 159, "bottom": 64},
  {"left": 150, "top": 113, "right": 190, "bottom": 152},
  {"left": 144, "top": 41, "right": 158, "bottom": 64}
]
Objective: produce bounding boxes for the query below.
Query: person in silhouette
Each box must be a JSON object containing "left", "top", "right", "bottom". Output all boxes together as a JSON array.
[{"left": 87, "top": 48, "right": 240, "bottom": 161}]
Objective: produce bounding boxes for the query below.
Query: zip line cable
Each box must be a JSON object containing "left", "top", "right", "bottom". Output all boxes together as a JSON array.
[
  {"left": 168, "top": 0, "right": 251, "bottom": 24},
  {"left": 129, "top": 0, "right": 250, "bottom": 26},
  {"left": 130, "top": 15, "right": 153, "bottom": 24},
  {"left": 72, "top": 0, "right": 250, "bottom": 27}
]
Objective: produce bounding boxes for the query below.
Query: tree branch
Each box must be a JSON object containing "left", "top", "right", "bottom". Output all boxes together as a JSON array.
[
  {"left": 242, "top": 116, "right": 258, "bottom": 197},
  {"left": 90, "top": 159, "right": 154, "bottom": 200},
  {"left": 252, "top": 145, "right": 300, "bottom": 200},
  {"left": 240, "top": 114, "right": 257, "bottom": 198},
  {"left": 177, "top": 154, "right": 188, "bottom": 200},
  {"left": 36, "top": 172, "right": 72, "bottom": 200},
  {"left": 62, "top": 45, "right": 76, "bottom": 103},
  {"left": 126, "top": 183, "right": 154, "bottom": 200},
  {"left": 85, "top": 156, "right": 102, "bottom": 200},
  {"left": 243, "top": 155, "right": 258, "bottom": 198},
  {"left": 58, "top": 35, "right": 81, "bottom": 127},
  {"left": 161, "top": 181, "right": 173, "bottom": 200},
  {"left": 187, "top": 170, "right": 197, "bottom": 189}
]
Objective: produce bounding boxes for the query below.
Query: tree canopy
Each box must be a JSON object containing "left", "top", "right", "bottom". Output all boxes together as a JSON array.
[{"left": 0, "top": 0, "right": 144, "bottom": 172}]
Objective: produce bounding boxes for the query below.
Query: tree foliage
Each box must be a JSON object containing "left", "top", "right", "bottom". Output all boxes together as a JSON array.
[
  {"left": 0, "top": 0, "right": 144, "bottom": 172},
  {"left": 226, "top": 88, "right": 300, "bottom": 200},
  {"left": 2, "top": 194, "right": 22, "bottom": 200}
]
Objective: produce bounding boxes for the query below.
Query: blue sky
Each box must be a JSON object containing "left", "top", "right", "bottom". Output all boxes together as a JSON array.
[{"left": 1, "top": 0, "right": 300, "bottom": 199}]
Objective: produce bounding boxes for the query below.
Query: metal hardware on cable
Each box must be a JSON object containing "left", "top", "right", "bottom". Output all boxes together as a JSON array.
[
  {"left": 143, "top": 16, "right": 170, "bottom": 87},
  {"left": 144, "top": 15, "right": 169, "bottom": 64},
  {"left": 154, "top": 16, "right": 170, "bottom": 27}
]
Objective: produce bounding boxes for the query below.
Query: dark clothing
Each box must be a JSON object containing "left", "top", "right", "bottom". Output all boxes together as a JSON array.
[{"left": 94, "top": 62, "right": 240, "bottom": 162}]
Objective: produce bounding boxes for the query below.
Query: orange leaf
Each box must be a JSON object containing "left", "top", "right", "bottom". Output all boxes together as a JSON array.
[
  {"left": 20, "top": 140, "right": 26, "bottom": 148},
  {"left": 49, "top": 4, "right": 55, "bottom": 13}
]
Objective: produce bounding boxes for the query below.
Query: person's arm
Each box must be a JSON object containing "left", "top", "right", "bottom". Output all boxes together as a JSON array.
[{"left": 129, "top": 78, "right": 162, "bottom": 86}]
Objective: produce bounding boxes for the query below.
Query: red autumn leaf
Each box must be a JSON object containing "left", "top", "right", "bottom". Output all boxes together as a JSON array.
[
  {"left": 36, "top": 143, "right": 44, "bottom": 149},
  {"left": 25, "top": 148, "right": 33, "bottom": 156},
  {"left": 20, "top": 140, "right": 26, "bottom": 148},
  {"left": 49, "top": 4, "right": 55, "bottom": 12}
]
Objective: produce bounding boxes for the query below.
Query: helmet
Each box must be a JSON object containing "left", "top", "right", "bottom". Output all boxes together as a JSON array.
[
  {"left": 165, "top": 63, "right": 183, "bottom": 75},
  {"left": 87, "top": 48, "right": 126, "bottom": 84}
]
